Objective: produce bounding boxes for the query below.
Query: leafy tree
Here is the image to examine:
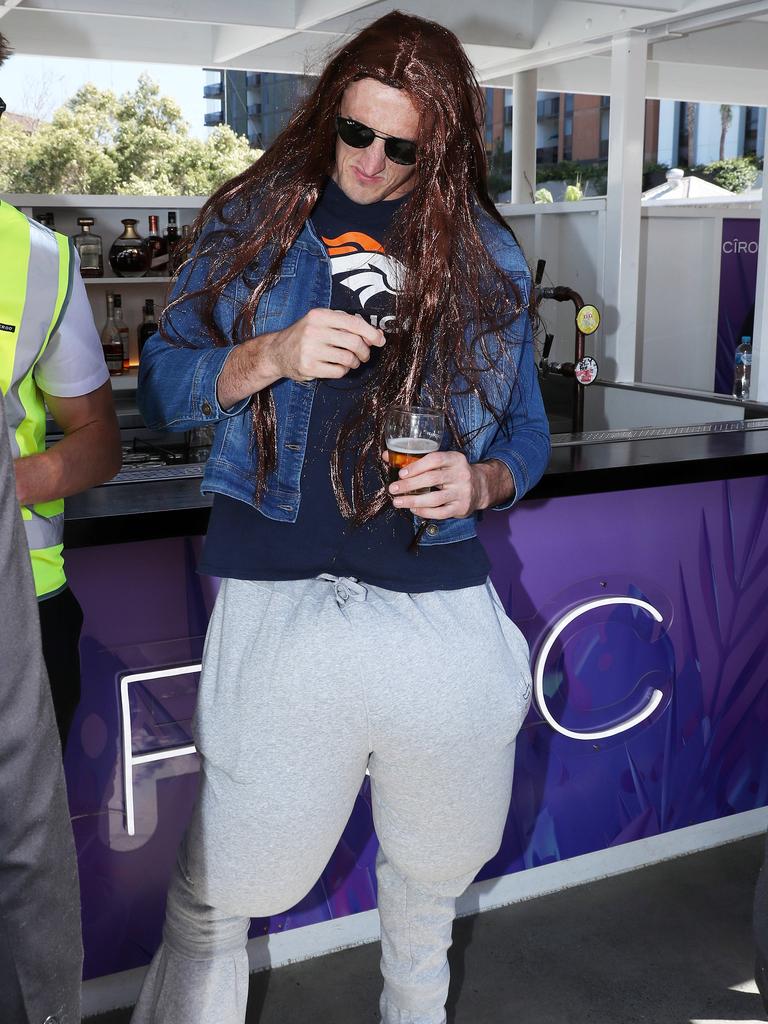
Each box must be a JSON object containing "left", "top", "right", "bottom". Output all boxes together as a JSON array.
[
  {"left": 695, "top": 156, "right": 759, "bottom": 194},
  {"left": 0, "top": 75, "right": 257, "bottom": 196},
  {"left": 0, "top": 119, "right": 40, "bottom": 192}
]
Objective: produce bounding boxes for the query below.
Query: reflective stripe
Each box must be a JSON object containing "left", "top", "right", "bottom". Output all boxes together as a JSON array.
[
  {"left": 0, "top": 203, "right": 72, "bottom": 597},
  {"left": 0, "top": 205, "right": 31, "bottom": 457},
  {"left": 11, "top": 220, "right": 71, "bottom": 461},
  {"left": 23, "top": 510, "right": 65, "bottom": 551}
]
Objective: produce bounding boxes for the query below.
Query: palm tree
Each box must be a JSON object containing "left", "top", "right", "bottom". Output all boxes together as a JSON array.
[
  {"left": 686, "top": 102, "right": 696, "bottom": 167},
  {"left": 719, "top": 104, "right": 733, "bottom": 161}
]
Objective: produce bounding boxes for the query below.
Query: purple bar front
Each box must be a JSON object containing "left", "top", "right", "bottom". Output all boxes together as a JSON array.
[{"left": 64, "top": 475, "right": 768, "bottom": 979}]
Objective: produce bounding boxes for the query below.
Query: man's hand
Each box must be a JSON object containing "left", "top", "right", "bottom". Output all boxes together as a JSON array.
[
  {"left": 216, "top": 309, "right": 385, "bottom": 410},
  {"left": 385, "top": 451, "right": 514, "bottom": 519},
  {"left": 14, "top": 381, "right": 121, "bottom": 506},
  {"left": 270, "top": 308, "right": 385, "bottom": 382}
]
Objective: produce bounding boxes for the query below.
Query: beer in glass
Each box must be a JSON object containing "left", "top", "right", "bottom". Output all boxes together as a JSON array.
[{"left": 384, "top": 405, "right": 444, "bottom": 494}]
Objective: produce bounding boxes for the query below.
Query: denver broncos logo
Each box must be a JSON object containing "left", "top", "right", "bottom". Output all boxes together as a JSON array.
[{"left": 322, "top": 231, "right": 403, "bottom": 308}]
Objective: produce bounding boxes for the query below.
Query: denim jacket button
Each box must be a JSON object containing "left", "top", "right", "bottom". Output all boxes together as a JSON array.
[
  {"left": 426, "top": 524, "right": 439, "bottom": 536},
  {"left": 201, "top": 400, "right": 213, "bottom": 416}
]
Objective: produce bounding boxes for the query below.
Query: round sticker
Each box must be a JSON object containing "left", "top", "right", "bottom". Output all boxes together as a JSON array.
[
  {"left": 576, "top": 304, "right": 600, "bottom": 335},
  {"left": 574, "top": 356, "right": 599, "bottom": 385}
]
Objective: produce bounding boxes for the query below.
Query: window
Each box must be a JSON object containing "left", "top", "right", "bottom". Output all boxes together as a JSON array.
[
  {"left": 744, "top": 107, "right": 760, "bottom": 157},
  {"left": 599, "top": 108, "right": 610, "bottom": 160}
]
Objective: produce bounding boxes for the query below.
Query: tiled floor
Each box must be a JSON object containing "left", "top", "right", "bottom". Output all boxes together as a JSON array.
[{"left": 88, "top": 835, "right": 767, "bottom": 1024}]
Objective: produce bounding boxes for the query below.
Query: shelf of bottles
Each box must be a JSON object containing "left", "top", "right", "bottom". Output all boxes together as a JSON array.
[{"left": 17, "top": 198, "right": 204, "bottom": 380}]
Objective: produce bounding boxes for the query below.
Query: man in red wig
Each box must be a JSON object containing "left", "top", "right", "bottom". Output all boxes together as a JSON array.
[{"left": 133, "top": 11, "right": 550, "bottom": 1023}]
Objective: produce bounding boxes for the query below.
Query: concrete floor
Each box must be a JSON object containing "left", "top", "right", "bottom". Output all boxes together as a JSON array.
[{"left": 88, "top": 835, "right": 767, "bottom": 1024}]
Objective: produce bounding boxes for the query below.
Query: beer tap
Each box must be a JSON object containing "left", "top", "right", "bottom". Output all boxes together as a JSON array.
[{"left": 534, "top": 259, "right": 600, "bottom": 432}]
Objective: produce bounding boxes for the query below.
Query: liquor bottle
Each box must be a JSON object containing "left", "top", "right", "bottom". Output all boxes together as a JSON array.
[
  {"left": 109, "top": 218, "right": 151, "bottom": 278},
  {"left": 73, "top": 217, "right": 104, "bottom": 278},
  {"left": 37, "top": 212, "right": 56, "bottom": 229},
  {"left": 137, "top": 299, "right": 159, "bottom": 358},
  {"left": 732, "top": 336, "right": 752, "bottom": 400},
  {"left": 100, "top": 294, "right": 124, "bottom": 376},
  {"left": 145, "top": 214, "right": 168, "bottom": 276},
  {"left": 112, "top": 293, "right": 131, "bottom": 371},
  {"left": 165, "top": 212, "right": 181, "bottom": 274}
]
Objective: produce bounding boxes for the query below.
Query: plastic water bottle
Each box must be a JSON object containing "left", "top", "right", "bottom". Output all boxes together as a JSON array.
[{"left": 733, "top": 336, "right": 752, "bottom": 400}]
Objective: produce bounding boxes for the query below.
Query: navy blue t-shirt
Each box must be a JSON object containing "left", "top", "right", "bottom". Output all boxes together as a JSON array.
[{"left": 200, "top": 178, "right": 490, "bottom": 591}]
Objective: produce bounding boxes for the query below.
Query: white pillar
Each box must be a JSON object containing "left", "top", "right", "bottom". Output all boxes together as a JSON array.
[
  {"left": 751, "top": 127, "right": 768, "bottom": 402},
  {"left": 602, "top": 31, "right": 648, "bottom": 381},
  {"left": 511, "top": 70, "right": 537, "bottom": 205}
]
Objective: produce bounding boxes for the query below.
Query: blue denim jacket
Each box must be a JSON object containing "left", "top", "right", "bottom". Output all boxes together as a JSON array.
[{"left": 137, "top": 209, "right": 550, "bottom": 546}]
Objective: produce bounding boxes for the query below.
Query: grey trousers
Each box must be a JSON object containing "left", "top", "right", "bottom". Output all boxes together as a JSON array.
[
  {"left": 132, "top": 574, "right": 531, "bottom": 1024},
  {"left": 0, "top": 396, "right": 82, "bottom": 1024}
]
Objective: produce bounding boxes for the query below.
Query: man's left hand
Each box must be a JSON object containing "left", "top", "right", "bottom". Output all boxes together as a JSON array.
[{"left": 384, "top": 451, "right": 513, "bottom": 519}]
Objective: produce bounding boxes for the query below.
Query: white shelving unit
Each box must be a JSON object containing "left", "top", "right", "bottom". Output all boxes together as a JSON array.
[{"left": 2, "top": 194, "right": 205, "bottom": 378}]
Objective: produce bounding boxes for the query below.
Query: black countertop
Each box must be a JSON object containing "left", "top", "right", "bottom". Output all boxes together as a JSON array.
[{"left": 63, "top": 422, "right": 768, "bottom": 548}]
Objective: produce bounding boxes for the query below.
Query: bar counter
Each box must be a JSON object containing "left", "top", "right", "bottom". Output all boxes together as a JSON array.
[
  {"left": 62, "top": 421, "right": 768, "bottom": 989},
  {"left": 65, "top": 418, "right": 768, "bottom": 546}
]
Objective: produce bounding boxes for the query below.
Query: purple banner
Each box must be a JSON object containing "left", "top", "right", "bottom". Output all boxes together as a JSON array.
[
  {"left": 64, "top": 475, "right": 768, "bottom": 979},
  {"left": 715, "top": 217, "right": 760, "bottom": 394}
]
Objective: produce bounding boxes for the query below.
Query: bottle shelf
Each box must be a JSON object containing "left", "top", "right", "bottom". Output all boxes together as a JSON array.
[{"left": 83, "top": 277, "right": 172, "bottom": 286}]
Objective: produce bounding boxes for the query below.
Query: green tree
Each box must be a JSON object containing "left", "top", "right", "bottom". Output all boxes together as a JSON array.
[
  {"left": 1, "top": 75, "right": 258, "bottom": 196},
  {"left": 0, "top": 119, "right": 38, "bottom": 192},
  {"left": 698, "top": 156, "right": 759, "bottom": 194}
]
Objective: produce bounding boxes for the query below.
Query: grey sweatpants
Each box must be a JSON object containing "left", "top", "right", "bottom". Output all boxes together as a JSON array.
[{"left": 131, "top": 573, "right": 531, "bottom": 1024}]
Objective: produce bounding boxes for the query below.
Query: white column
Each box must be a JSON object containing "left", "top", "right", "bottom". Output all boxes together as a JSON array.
[
  {"left": 751, "top": 127, "right": 768, "bottom": 402},
  {"left": 602, "top": 31, "right": 648, "bottom": 381},
  {"left": 511, "top": 70, "right": 537, "bottom": 204}
]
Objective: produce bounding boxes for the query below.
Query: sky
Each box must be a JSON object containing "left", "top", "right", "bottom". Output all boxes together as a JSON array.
[{"left": 1, "top": 54, "right": 208, "bottom": 138}]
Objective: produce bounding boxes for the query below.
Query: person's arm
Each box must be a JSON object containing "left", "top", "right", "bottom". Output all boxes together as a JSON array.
[
  {"left": 481, "top": 304, "right": 551, "bottom": 510},
  {"left": 388, "top": 268, "right": 550, "bottom": 519},
  {"left": 139, "top": 223, "right": 386, "bottom": 430},
  {"left": 14, "top": 382, "right": 121, "bottom": 506}
]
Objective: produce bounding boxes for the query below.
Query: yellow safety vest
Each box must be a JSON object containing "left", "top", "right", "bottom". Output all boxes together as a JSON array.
[{"left": 0, "top": 201, "right": 74, "bottom": 598}]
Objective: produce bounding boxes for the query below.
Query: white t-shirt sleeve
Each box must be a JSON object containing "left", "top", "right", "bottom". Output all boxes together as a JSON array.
[{"left": 34, "top": 250, "right": 110, "bottom": 398}]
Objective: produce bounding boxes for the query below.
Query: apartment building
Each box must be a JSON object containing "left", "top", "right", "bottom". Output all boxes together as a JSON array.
[{"left": 203, "top": 69, "right": 312, "bottom": 150}]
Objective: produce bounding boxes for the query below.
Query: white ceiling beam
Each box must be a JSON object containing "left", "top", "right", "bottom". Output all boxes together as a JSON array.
[
  {"left": 648, "top": 18, "right": 768, "bottom": 66},
  {"left": 644, "top": 0, "right": 768, "bottom": 39},
  {"left": 646, "top": 55, "right": 768, "bottom": 103},
  {"left": 212, "top": 25, "right": 297, "bottom": 63},
  {"left": 478, "top": 0, "right": 768, "bottom": 81},
  {"left": 16, "top": 0, "right": 294, "bottom": 29},
  {"left": 293, "top": 0, "right": 385, "bottom": 32},
  {"left": 487, "top": 52, "right": 768, "bottom": 106},
  {"left": 301, "top": 0, "right": 538, "bottom": 49},
  {"left": 564, "top": 0, "right": 684, "bottom": 7},
  {"left": 218, "top": 29, "right": 337, "bottom": 74},
  {"left": 1, "top": 8, "right": 216, "bottom": 63},
  {"left": 0, "top": 0, "right": 25, "bottom": 21}
]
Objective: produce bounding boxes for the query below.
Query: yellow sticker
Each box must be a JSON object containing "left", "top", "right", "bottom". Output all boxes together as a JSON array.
[{"left": 576, "top": 304, "right": 600, "bottom": 335}]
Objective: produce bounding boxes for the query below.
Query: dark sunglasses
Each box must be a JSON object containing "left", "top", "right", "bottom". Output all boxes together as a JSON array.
[
  {"left": 0, "top": 97, "right": 6, "bottom": 120},
  {"left": 335, "top": 115, "right": 417, "bottom": 166}
]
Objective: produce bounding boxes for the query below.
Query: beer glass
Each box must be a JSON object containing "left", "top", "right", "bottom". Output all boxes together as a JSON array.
[{"left": 384, "top": 405, "right": 444, "bottom": 495}]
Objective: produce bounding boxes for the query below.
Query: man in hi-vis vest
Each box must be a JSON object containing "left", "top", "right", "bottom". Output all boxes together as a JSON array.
[
  {"left": 0, "top": 392, "right": 83, "bottom": 1023},
  {"left": 1, "top": 34, "right": 121, "bottom": 748}
]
